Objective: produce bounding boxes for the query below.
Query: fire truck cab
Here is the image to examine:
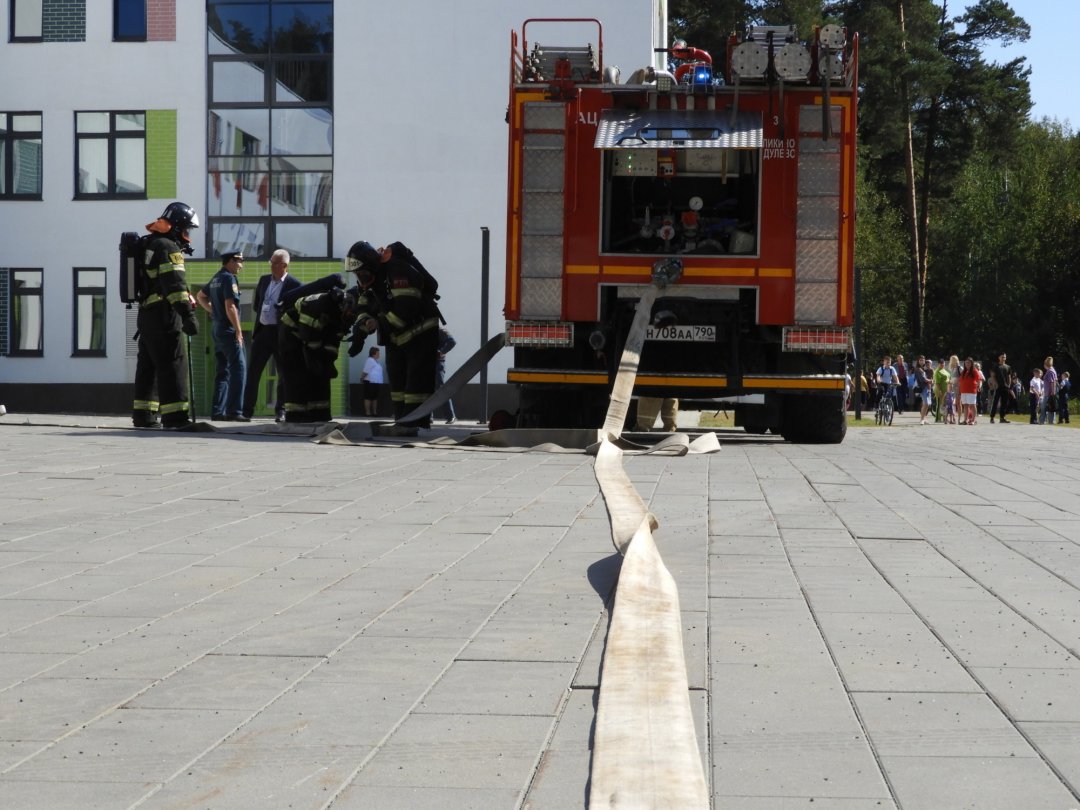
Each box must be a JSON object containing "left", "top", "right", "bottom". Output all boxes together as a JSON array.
[{"left": 504, "top": 19, "right": 858, "bottom": 443}]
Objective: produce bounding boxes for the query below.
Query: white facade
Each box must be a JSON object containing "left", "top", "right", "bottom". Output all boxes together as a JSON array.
[{"left": 0, "top": 0, "right": 665, "bottom": 396}]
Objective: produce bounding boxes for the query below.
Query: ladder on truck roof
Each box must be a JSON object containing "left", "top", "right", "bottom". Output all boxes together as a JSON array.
[
  {"left": 524, "top": 43, "right": 598, "bottom": 82},
  {"left": 517, "top": 18, "right": 603, "bottom": 83}
]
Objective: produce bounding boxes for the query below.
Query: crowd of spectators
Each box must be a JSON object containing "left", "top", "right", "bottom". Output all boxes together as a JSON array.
[{"left": 850, "top": 352, "right": 1071, "bottom": 426}]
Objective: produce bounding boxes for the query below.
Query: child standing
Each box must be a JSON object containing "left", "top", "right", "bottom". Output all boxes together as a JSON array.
[
  {"left": 959, "top": 357, "right": 984, "bottom": 425},
  {"left": 1059, "top": 371, "right": 1072, "bottom": 424},
  {"left": 1010, "top": 371, "right": 1023, "bottom": 414},
  {"left": 1029, "top": 368, "right": 1043, "bottom": 424}
]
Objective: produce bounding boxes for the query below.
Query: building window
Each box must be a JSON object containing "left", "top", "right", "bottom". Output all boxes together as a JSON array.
[
  {"left": 114, "top": 0, "right": 146, "bottom": 41},
  {"left": 0, "top": 112, "right": 42, "bottom": 199},
  {"left": 10, "top": 0, "right": 43, "bottom": 41},
  {"left": 73, "top": 268, "right": 106, "bottom": 356},
  {"left": 75, "top": 111, "right": 146, "bottom": 198},
  {"left": 9, "top": 269, "right": 43, "bottom": 356},
  {"left": 10, "top": 0, "right": 86, "bottom": 43},
  {"left": 207, "top": 1, "right": 333, "bottom": 258}
]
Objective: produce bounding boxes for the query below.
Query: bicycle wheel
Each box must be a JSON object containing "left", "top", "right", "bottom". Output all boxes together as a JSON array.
[{"left": 885, "top": 399, "right": 895, "bottom": 426}]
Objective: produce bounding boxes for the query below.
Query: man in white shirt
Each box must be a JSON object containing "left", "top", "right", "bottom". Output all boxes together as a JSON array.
[{"left": 242, "top": 249, "right": 301, "bottom": 421}]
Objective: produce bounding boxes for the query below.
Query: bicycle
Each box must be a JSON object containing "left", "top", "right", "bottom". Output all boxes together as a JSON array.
[{"left": 875, "top": 384, "right": 896, "bottom": 426}]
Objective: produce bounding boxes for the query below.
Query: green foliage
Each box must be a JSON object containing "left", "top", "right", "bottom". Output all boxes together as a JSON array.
[
  {"left": 930, "top": 121, "right": 1080, "bottom": 370},
  {"left": 855, "top": 153, "right": 909, "bottom": 363}
]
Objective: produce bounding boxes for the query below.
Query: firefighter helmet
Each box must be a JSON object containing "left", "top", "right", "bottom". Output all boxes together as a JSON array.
[
  {"left": 160, "top": 202, "right": 200, "bottom": 233},
  {"left": 345, "top": 241, "right": 380, "bottom": 284}
]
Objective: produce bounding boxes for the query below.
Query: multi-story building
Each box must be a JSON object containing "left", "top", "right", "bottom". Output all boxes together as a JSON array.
[{"left": 0, "top": 0, "right": 665, "bottom": 417}]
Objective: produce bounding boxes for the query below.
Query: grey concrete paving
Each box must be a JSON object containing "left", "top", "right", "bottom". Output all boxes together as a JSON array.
[{"left": 1, "top": 410, "right": 1079, "bottom": 809}]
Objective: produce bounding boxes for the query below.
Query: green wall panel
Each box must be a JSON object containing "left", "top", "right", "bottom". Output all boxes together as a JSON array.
[{"left": 145, "top": 110, "right": 177, "bottom": 199}]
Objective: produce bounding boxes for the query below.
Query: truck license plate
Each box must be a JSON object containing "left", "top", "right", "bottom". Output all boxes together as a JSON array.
[{"left": 645, "top": 324, "right": 716, "bottom": 342}]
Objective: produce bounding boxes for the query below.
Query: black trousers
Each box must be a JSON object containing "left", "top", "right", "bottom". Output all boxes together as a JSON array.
[
  {"left": 990, "top": 388, "right": 1010, "bottom": 420},
  {"left": 279, "top": 327, "right": 332, "bottom": 423},
  {"left": 387, "top": 328, "right": 439, "bottom": 424},
  {"left": 243, "top": 324, "right": 284, "bottom": 418},
  {"left": 133, "top": 304, "right": 189, "bottom": 427}
]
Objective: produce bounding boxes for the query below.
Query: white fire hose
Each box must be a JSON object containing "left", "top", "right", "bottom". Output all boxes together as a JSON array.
[{"left": 589, "top": 259, "right": 710, "bottom": 808}]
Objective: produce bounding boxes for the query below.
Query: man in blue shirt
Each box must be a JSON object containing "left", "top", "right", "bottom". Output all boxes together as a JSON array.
[{"left": 197, "top": 250, "right": 248, "bottom": 421}]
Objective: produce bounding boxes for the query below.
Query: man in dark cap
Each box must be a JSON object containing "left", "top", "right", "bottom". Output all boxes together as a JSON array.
[{"left": 197, "top": 250, "right": 249, "bottom": 421}]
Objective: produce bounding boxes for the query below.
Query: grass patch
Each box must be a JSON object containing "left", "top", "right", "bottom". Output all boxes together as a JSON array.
[
  {"left": 847, "top": 415, "right": 877, "bottom": 427},
  {"left": 697, "top": 409, "right": 736, "bottom": 428}
]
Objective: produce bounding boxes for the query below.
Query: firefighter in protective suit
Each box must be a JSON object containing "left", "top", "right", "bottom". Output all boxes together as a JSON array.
[
  {"left": 277, "top": 275, "right": 358, "bottom": 423},
  {"left": 132, "top": 202, "right": 200, "bottom": 429},
  {"left": 345, "top": 241, "right": 440, "bottom": 427}
]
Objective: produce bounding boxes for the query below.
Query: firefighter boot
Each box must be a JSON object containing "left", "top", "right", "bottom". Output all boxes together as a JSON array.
[{"left": 132, "top": 409, "right": 162, "bottom": 429}]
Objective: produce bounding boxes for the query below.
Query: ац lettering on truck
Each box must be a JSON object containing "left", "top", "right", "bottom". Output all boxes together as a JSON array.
[{"left": 504, "top": 18, "right": 857, "bottom": 443}]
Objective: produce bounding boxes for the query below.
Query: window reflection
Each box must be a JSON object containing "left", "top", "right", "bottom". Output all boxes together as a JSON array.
[
  {"left": 75, "top": 269, "right": 107, "bottom": 355},
  {"left": 11, "top": 270, "right": 43, "bottom": 355},
  {"left": 271, "top": 108, "right": 331, "bottom": 156},
  {"left": 276, "top": 221, "right": 329, "bottom": 257},
  {"left": 274, "top": 59, "right": 329, "bottom": 103},
  {"left": 207, "top": 0, "right": 332, "bottom": 257},
  {"left": 270, "top": 171, "right": 332, "bottom": 216},
  {"left": 1, "top": 112, "right": 44, "bottom": 197},
  {"left": 209, "top": 109, "right": 270, "bottom": 156},
  {"left": 271, "top": 3, "right": 332, "bottom": 54},
  {"left": 210, "top": 221, "right": 265, "bottom": 259},
  {"left": 212, "top": 60, "right": 268, "bottom": 103},
  {"left": 78, "top": 140, "right": 109, "bottom": 194},
  {"left": 115, "top": 139, "right": 146, "bottom": 193},
  {"left": 209, "top": 4, "right": 270, "bottom": 53}
]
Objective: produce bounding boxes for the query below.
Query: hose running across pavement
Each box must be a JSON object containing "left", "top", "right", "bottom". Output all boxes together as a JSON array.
[{"left": 588, "top": 282, "right": 710, "bottom": 808}]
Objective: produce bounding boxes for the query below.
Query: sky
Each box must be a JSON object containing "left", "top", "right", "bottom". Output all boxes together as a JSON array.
[{"left": 977, "top": 0, "right": 1073, "bottom": 126}]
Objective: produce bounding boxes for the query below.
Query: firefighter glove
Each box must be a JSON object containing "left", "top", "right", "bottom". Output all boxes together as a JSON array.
[
  {"left": 347, "top": 328, "right": 366, "bottom": 358},
  {"left": 181, "top": 315, "right": 199, "bottom": 336}
]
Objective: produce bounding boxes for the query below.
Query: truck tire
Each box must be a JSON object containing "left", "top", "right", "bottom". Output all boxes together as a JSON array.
[{"left": 780, "top": 394, "right": 847, "bottom": 444}]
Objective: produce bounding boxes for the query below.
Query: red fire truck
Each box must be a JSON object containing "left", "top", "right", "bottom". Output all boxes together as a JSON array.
[{"left": 503, "top": 18, "right": 857, "bottom": 442}]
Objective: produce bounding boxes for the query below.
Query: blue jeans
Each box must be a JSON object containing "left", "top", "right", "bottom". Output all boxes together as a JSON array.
[
  {"left": 1040, "top": 397, "right": 1055, "bottom": 424},
  {"left": 212, "top": 324, "right": 247, "bottom": 418}
]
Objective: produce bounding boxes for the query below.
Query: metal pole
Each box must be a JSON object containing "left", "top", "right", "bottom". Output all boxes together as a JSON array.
[
  {"left": 854, "top": 264, "right": 862, "bottom": 420},
  {"left": 186, "top": 334, "right": 196, "bottom": 423},
  {"left": 479, "top": 226, "right": 490, "bottom": 423}
]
